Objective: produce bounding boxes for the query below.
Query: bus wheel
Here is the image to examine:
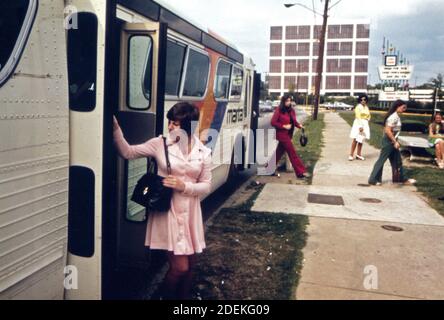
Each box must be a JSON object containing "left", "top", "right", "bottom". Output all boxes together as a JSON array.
[{"left": 228, "top": 136, "right": 245, "bottom": 182}]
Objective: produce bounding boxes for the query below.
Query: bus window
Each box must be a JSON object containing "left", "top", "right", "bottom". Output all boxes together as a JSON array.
[
  {"left": 230, "top": 66, "right": 243, "bottom": 101},
  {"left": 127, "top": 35, "right": 152, "bottom": 110},
  {"left": 214, "top": 60, "right": 232, "bottom": 100},
  {"left": 244, "top": 74, "right": 250, "bottom": 120},
  {"left": 0, "top": 0, "right": 37, "bottom": 87},
  {"left": 126, "top": 158, "right": 147, "bottom": 222},
  {"left": 182, "top": 49, "right": 209, "bottom": 98},
  {"left": 68, "top": 12, "right": 98, "bottom": 111},
  {"left": 165, "top": 40, "right": 186, "bottom": 96}
]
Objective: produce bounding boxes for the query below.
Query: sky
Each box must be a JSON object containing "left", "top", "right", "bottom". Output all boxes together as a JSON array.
[{"left": 159, "top": 0, "right": 444, "bottom": 85}]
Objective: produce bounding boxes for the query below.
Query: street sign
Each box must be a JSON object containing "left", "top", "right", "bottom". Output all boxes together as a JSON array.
[
  {"left": 384, "top": 86, "right": 395, "bottom": 92},
  {"left": 379, "top": 91, "right": 409, "bottom": 101},
  {"left": 409, "top": 89, "right": 434, "bottom": 95},
  {"left": 378, "top": 65, "right": 414, "bottom": 80},
  {"left": 385, "top": 55, "right": 397, "bottom": 66},
  {"left": 409, "top": 89, "right": 434, "bottom": 102}
]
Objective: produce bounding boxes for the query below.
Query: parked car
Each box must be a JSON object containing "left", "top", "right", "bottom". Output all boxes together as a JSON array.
[
  {"left": 272, "top": 100, "right": 280, "bottom": 109},
  {"left": 322, "top": 102, "right": 334, "bottom": 109},
  {"left": 259, "top": 102, "right": 274, "bottom": 113},
  {"left": 325, "top": 102, "right": 354, "bottom": 111}
]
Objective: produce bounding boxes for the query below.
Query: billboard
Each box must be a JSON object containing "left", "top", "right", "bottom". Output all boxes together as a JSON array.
[
  {"left": 385, "top": 55, "right": 398, "bottom": 66},
  {"left": 378, "top": 65, "right": 414, "bottom": 80},
  {"left": 379, "top": 91, "right": 409, "bottom": 101}
]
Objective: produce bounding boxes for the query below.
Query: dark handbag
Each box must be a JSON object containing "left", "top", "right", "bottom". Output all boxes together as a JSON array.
[
  {"left": 131, "top": 136, "right": 173, "bottom": 212},
  {"left": 299, "top": 128, "right": 308, "bottom": 147}
]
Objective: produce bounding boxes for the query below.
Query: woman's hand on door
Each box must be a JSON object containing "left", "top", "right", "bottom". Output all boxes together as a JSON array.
[{"left": 113, "top": 115, "right": 120, "bottom": 132}]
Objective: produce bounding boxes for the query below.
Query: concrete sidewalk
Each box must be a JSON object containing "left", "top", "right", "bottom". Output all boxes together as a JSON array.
[{"left": 251, "top": 112, "right": 444, "bottom": 300}]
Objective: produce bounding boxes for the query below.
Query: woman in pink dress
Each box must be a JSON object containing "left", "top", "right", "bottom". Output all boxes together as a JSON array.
[{"left": 113, "top": 102, "right": 213, "bottom": 299}]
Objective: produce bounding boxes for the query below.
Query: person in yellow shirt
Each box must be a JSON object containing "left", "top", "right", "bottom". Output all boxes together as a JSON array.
[{"left": 349, "top": 94, "right": 371, "bottom": 161}]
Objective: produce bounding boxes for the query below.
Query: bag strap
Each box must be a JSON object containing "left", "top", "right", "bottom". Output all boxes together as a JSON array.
[{"left": 162, "top": 136, "right": 172, "bottom": 175}]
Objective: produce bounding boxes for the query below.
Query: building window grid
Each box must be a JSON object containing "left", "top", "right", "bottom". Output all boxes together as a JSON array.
[
  {"left": 354, "top": 76, "right": 367, "bottom": 89},
  {"left": 270, "top": 43, "right": 282, "bottom": 57},
  {"left": 284, "top": 76, "right": 309, "bottom": 90},
  {"left": 269, "top": 76, "right": 281, "bottom": 90},
  {"left": 356, "top": 24, "right": 370, "bottom": 38},
  {"left": 328, "top": 24, "right": 354, "bottom": 39},
  {"left": 286, "top": 25, "right": 310, "bottom": 39},
  {"left": 270, "top": 23, "right": 370, "bottom": 95},
  {"left": 356, "top": 42, "right": 369, "bottom": 56},
  {"left": 284, "top": 59, "right": 309, "bottom": 73},
  {"left": 269, "top": 59, "right": 282, "bottom": 73},
  {"left": 355, "top": 59, "right": 368, "bottom": 72},
  {"left": 326, "top": 59, "right": 352, "bottom": 73},
  {"left": 285, "top": 43, "right": 310, "bottom": 57},
  {"left": 327, "top": 42, "right": 353, "bottom": 56},
  {"left": 326, "top": 76, "right": 351, "bottom": 90},
  {"left": 270, "top": 26, "right": 283, "bottom": 40}
]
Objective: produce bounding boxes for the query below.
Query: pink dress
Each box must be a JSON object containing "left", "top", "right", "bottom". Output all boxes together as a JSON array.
[{"left": 113, "top": 126, "right": 212, "bottom": 255}]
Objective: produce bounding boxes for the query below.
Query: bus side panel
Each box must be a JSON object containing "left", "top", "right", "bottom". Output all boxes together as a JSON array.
[
  {"left": 0, "top": 2, "right": 69, "bottom": 299},
  {"left": 65, "top": 0, "right": 109, "bottom": 300}
]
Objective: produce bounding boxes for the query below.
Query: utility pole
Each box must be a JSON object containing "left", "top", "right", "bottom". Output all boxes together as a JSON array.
[
  {"left": 313, "top": 0, "right": 329, "bottom": 120},
  {"left": 432, "top": 87, "right": 439, "bottom": 121}
]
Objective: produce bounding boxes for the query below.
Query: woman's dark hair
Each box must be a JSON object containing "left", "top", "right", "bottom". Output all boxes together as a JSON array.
[
  {"left": 383, "top": 99, "right": 406, "bottom": 125},
  {"left": 166, "top": 102, "right": 200, "bottom": 136},
  {"left": 357, "top": 94, "right": 369, "bottom": 104},
  {"left": 431, "top": 112, "right": 442, "bottom": 123},
  {"left": 430, "top": 112, "right": 443, "bottom": 134},
  {"left": 279, "top": 94, "right": 293, "bottom": 113}
]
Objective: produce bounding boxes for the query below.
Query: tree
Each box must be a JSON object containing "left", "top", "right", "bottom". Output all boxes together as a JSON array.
[
  {"left": 260, "top": 79, "right": 269, "bottom": 101},
  {"left": 429, "top": 73, "right": 443, "bottom": 90},
  {"left": 428, "top": 73, "right": 443, "bottom": 119},
  {"left": 287, "top": 82, "right": 296, "bottom": 96}
]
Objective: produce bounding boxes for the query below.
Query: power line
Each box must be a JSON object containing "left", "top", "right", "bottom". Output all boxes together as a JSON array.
[
  {"left": 284, "top": 2, "right": 323, "bottom": 16},
  {"left": 329, "top": 0, "right": 343, "bottom": 10},
  {"left": 312, "top": 0, "right": 317, "bottom": 23}
]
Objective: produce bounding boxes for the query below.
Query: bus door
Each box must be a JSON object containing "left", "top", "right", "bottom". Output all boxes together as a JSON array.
[
  {"left": 243, "top": 70, "right": 254, "bottom": 168},
  {"left": 114, "top": 21, "right": 167, "bottom": 269},
  {"left": 249, "top": 72, "right": 261, "bottom": 166}
]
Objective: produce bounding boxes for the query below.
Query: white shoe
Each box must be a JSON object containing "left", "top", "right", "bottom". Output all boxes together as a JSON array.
[
  {"left": 356, "top": 155, "right": 365, "bottom": 161},
  {"left": 438, "top": 162, "right": 444, "bottom": 169},
  {"left": 403, "top": 179, "right": 417, "bottom": 185},
  {"left": 348, "top": 156, "right": 354, "bottom": 161}
]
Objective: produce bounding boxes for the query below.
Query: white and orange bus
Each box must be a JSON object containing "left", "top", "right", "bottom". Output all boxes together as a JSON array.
[{"left": 0, "top": 0, "right": 260, "bottom": 299}]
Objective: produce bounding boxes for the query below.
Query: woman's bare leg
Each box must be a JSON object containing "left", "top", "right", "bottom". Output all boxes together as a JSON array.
[
  {"left": 350, "top": 139, "right": 357, "bottom": 157},
  {"left": 357, "top": 142, "right": 363, "bottom": 157},
  {"left": 436, "top": 142, "right": 444, "bottom": 161}
]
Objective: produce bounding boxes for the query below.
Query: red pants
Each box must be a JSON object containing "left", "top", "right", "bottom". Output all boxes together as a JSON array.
[{"left": 275, "top": 138, "right": 306, "bottom": 176}]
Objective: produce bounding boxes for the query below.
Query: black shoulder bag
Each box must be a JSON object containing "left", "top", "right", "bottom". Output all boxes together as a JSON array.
[
  {"left": 299, "top": 128, "right": 308, "bottom": 147},
  {"left": 131, "top": 137, "right": 173, "bottom": 212}
]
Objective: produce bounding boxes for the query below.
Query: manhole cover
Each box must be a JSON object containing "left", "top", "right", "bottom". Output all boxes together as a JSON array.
[
  {"left": 360, "top": 198, "right": 382, "bottom": 204},
  {"left": 357, "top": 184, "right": 371, "bottom": 187},
  {"left": 308, "top": 193, "right": 344, "bottom": 206},
  {"left": 382, "top": 225, "right": 404, "bottom": 232}
]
